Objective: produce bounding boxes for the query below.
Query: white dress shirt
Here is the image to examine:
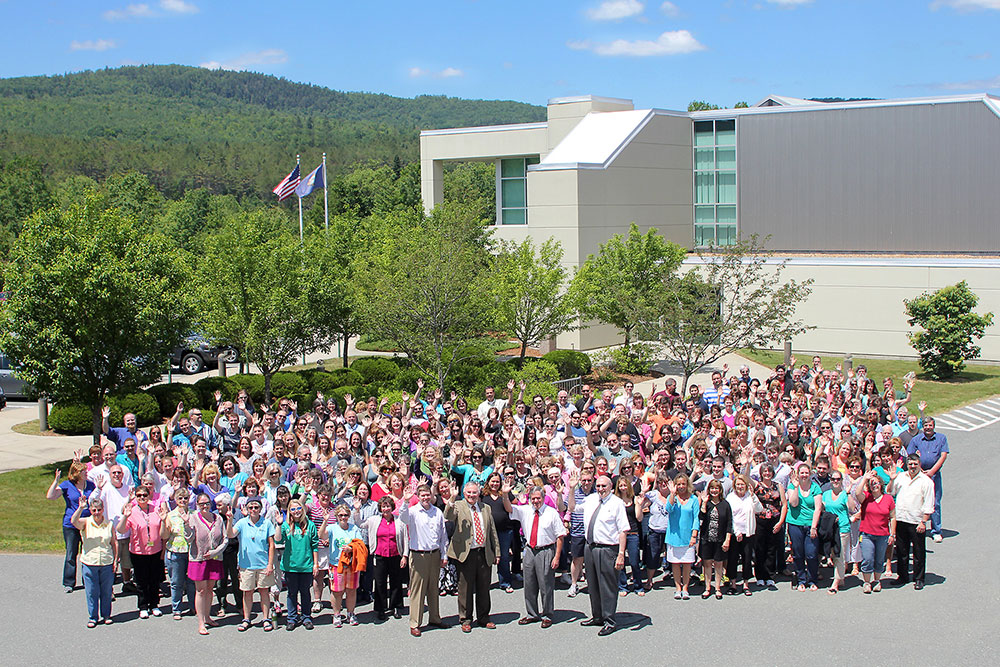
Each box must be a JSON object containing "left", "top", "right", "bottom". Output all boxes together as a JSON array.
[
  {"left": 888, "top": 471, "right": 934, "bottom": 525},
  {"left": 509, "top": 503, "right": 567, "bottom": 548},
  {"left": 399, "top": 501, "right": 449, "bottom": 552},
  {"left": 581, "top": 494, "right": 630, "bottom": 546},
  {"left": 726, "top": 491, "right": 764, "bottom": 537}
]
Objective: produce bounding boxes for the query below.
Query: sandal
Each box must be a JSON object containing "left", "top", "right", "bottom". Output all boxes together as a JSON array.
[
  {"left": 263, "top": 619, "right": 274, "bottom": 632},
  {"left": 87, "top": 621, "right": 96, "bottom": 629},
  {"left": 173, "top": 613, "right": 183, "bottom": 621},
  {"left": 701, "top": 590, "right": 712, "bottom": 599},
  {"left": 715, "top": 592, "right": 723, "bottom": 600},
  {"left": 238, "top": 619, "right": 251, "bottom": 632},
  {"left": 828, "top": 587, "right": 839, "bottom": 595},
  {"left": 872, "top": 582, "right": 882, "bottom": 593},
  {"left": 198, "top": 627, "right": 210, "bottom": 636},
  {"left": 743, "top": 586, "right": 752, "bottom": 596},
  {"left": 863, "top": 582, "right": 872, "bottom": 594}
]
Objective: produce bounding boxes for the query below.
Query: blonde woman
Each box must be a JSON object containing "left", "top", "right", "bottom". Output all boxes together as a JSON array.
[{"left": 275, "top": 498, "right": 319, "bottom": 630}]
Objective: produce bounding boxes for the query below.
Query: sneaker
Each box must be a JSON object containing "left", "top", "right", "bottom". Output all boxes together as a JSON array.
[
  {"left": 765, "top": 579, "right": 775, "bottom": 587},
  {"left": 567, "top": 583, "right": 578, "bottom": 598},
  {"left": 334, "top": 615, "right": 343, "bottom": 628},
  {"left": 151, "top": 608, "right": 162, "bottom": 617},
  {"left": 139, "top": 610, "right": 149, "bottom": 619},
  {"left": 681, "top": 590, "right": 690, "bottom": 600},
  {"left": 674, "top": 591, "right": 682, "bottom": 600},
  {"left": 560, "top": 573, "right": 572, "bottom": 585},
  {"left": 349, "top": 613, "right": 359, "bottom": 626},
  {"left": 302, "top": 619, "right": 314, "bottom": 630},
  {"left": 286, "top": 620, "right": 295, "bottom": 632},
  {"left": 311, "top": 601, "right": 323, "bottom": 615},
  {"left": 933, "top": 534, "right": 943, "bottom": 543},
  {"left": 757, "top": 580, "right": 767, "bottom": 588}
]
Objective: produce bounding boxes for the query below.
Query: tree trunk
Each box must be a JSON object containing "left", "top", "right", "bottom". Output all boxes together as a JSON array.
[
  {"left": 519, "top": 340, "right": 528, "bottom": 364},
  {"left": 342, "top": 331, "right": 350, "bottom": 368},
  {"left": 623, "top": 328, "right": 631, "bottom": 353},
  {"left": 263, "top": 371, "right": 273, "bottom": 404},
  {"left": 680, "top": 372, "right": 690, "bottom": 397},
  {"left": 91, "top": 402, "right": 103, "bottom": 446}
]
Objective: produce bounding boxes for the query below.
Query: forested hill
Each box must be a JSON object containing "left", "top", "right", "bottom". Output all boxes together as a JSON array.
[{"left": 0, "top": 64, "right": 545, "bottom": 199}]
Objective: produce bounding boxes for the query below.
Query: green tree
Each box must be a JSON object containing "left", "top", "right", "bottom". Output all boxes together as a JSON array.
[
  {"left": 0, "top": 155, "right": 54, "bottom": 256},
  {"left": 570, "top": 222, "right": 687, "bottom": 352},
  {"left": 647, "top": 235, "right": 814, "bottom": 393},
  {"left": 195, "top": 209, "right": 347, "bottom": 401},
  {"left": 0, "top": 194, "right": 190, "bottom": 440},
  {"left": 354, "top": 203, "right": 495, "bottom": 389},
  {"left": 687, "top": 100, "right": 721, "bottom": 112},
  {"left": 904, "top": 281, "right": 994, "bottom": 379},
  {"left": 443, "top": 161, "right": 496, "bottom": 225},
  {"left": 492, "top": 237, "right": 576, "bottom": 363},
  {"left": 734, "top": 101, "right": 749, "bottom": 108}
]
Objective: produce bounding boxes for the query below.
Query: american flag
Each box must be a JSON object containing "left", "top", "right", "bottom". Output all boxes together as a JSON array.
[{"left": 272, "top": 164, "right": 301, "bottom": 201}]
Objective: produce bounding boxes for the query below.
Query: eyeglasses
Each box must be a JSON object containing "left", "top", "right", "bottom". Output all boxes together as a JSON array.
[
  {"left": 197, "top": 501, "right": 211, "bottom": 506},
  {"left": 831, "top": 477, "right": 843, "bottom": 482}
]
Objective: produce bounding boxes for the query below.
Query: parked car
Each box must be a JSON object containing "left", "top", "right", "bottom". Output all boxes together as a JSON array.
[
  {"left": 169, "top": 336, "right": 238, "bottom": 374},
  {"left": 0, "top": 349, "right": 32, "bottom": 399}
]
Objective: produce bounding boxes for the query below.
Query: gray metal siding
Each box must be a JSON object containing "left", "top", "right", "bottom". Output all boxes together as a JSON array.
[{"left": 738, "top": 101, "right": 1000, "bottom": 252}]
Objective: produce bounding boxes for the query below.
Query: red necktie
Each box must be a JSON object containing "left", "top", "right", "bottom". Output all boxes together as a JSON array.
[
  {"left": 473, "top": 505, "right": 485, "bottom": 545},
  {"left": 529, "top": 510, "right": 540, "bottom": 549}
]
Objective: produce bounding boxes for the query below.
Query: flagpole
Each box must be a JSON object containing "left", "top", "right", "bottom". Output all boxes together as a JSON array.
[
  {"left": 322, "top": 152, "right": 329, "bottom": 234},
  {"left": 296, "top": 154, "right": 303, "bottom": 243}
]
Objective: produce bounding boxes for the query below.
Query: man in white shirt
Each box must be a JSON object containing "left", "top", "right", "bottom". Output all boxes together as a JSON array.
[
  {"left": 887, "top": 454, "right": 934, "bottom": 590},
  {"left": 400, "top": 484, "right": 449, "bottom": 637},
  {"left": 580, "top": 475, "right": 629, "bottom": 636},
  {"left": 88, "top": 443, "right": 135, "bottom": 491},
  {"left": 476, "top": 385, "right": 508, "bottom": 423},
  {"left": 97, "top": 463, "right": 133, "bottom": 590},
  {"left": 503, "top": 485, "right": 566, "bottom": 627}
]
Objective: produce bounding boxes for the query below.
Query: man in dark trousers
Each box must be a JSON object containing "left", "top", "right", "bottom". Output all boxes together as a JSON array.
[
  {"left": 580, "top": 475, "right": 629, "bottom": 636},
  {"left": 445, "top": 482, "right": 500, "bottom": 632}
]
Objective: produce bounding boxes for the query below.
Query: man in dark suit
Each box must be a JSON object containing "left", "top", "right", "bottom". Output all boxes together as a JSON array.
[{"left": 445, "top": 481, "right": 500, "bottom": 632}]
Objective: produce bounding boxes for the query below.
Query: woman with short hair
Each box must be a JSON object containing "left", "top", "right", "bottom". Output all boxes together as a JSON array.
[
  {"left": 120, "top": 485, "right": 167, "bottom": 617},
  {"left": 162, "top": 486, "right": 196, "bottom": 619},
  {"left": 72, "top": 495, "right": 117, "bottom": 627},
  {"left": 186, "top": 492, "right": 228, "bottom": 635},
  {"left": 321, "top": 503, "right": 364, "bottom": 627},
  {"left": 365, "top": 495, "right": 409, "bottom": 620},
  {"left": 725, "top": 475, "right": 763, "bottom": 596},
  {"left": 855, "top": 470, "right": 896, "bottom": 594}
]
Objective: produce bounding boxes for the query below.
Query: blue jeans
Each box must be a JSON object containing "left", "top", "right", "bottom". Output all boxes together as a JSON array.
[
  {"left": 63, "top": 526, "right": 81, "bottom": 588},
  {"left": 82, "top": 564, "right": 113, "bottom": 622},
  {"left": 930, "top": 472, "right": 942, "bottom": 536},
  {"left": 285, "top": 571, "right": 312, "bottom": 625},
  {"left": 787, "top": 524, "right": 818, "bottom": 586},
  {"left": 617, "top": 534, "right": 643, "bottom": 592},
  {"left": 860, "top": 533, "right": 889, "bottom": 574},
  {"left": 497, "top": 528, "right": 516, "bottom": 587},
  {"left": 165, "top": 551, "right": 195, "bottom": 615}
]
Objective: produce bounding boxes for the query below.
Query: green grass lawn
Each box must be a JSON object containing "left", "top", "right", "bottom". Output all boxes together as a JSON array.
[
  {"left": 739, "top": 350, "right": 1000, "bottom": 416},
  {"left": 0, "top": 460, "right": 70, "bottom": 553}
]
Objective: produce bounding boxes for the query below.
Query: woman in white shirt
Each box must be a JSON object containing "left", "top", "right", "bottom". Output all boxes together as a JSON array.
[{"left": 726, "top": 475, "right": 763, "bottom": 596}]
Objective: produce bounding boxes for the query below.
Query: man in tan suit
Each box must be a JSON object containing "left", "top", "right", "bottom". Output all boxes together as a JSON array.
[{"left": 445, "top": 482, "right": 499, "bottom": 632}]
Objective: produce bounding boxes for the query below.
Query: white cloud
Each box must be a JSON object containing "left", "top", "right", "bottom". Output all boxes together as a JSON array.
[
  {"left": 660, "top": 1, "right": 680, "bottom": 16},
  {"left": 409, "top": 66, "right": 465, "bottom": 78},
  {"left": 103, "top": 3, "right": 155, "bottom": 20},
  {"left": 199, "top": 48, "right": 288, "bottom": 71},
  {"left": 568, "top": 29, "right": 705, "bottom": 56},
  {"left": 931, "top": 74, "right": 1000, "bottom": 90},
  {"left": 160, "top": 0, "right": 199, "bottom": 13},
  {"left": 931, "top": 0, "right": 1000, "bottom": 9},
  {"left": 70, "top": 39, "right": 117, "bottom": 51},
  {"left": 586, "top": 0, "right": 644, "bottom": 21},
  {"left": 767, "top": 0, "right": 813, "bottom": 6}
]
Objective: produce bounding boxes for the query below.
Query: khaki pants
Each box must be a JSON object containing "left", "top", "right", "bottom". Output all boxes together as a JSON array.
[{"left": 408, "top": 550, "right": 442, "bottom": 629}]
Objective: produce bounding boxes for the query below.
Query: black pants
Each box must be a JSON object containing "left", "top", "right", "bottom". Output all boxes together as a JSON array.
[
  {"left": 727, "top": 534, "right": 755, "bottom": 584},
  {"left": 456, "top": 548, "right": 492, "bottom": 625},
  {"left": 895, "top": 521, "right": 926, "bottom": 583},
  {"left": 130, "top": 551, "right": 164, "bottom": 611},
  {"left": 754, "top": 518, "right": 782, "bottom": 582},
  {"left": 372, "top": 554, "right": 406, "bottom": 615},
  {"left": 216, "top": 542, "right": 239, "bottom": 606}
]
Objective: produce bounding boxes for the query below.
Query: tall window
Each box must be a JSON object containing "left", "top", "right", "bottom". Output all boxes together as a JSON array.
[
  {"left": 497, "top": 156, "right": 539, "bottom": 225},
  {"left": 693, "top": 119, "right": 736, "bottom": 246}
]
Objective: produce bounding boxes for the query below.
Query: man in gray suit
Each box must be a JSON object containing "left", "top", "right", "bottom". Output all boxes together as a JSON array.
[{"left": 445, "top": 482, "right": 500, "bottom": 632}]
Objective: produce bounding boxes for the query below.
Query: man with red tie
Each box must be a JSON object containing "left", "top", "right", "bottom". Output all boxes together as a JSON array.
[
  {"left": 444, "top": 482, "right": 500, "bottom": 632},
  {"left": 503, "top": 484, "right": 566, "bottom": 628}
]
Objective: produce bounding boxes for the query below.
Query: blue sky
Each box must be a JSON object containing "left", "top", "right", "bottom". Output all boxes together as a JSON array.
[{"left": 1, "top": 0, "right": 999, "bottom": 110}]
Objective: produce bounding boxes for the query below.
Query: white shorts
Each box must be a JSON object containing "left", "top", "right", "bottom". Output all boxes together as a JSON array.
[
  {"left": 316, "top": 545, "right": 330, "bottom": 571},
  {"left": 667, "top": 545, "right": 696, "bottom": 564}
]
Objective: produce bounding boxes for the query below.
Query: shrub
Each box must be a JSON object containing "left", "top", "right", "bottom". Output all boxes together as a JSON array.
[
  {"left": 508, "top": 359, "right": 560, "bottom": 402},
  {"left": 193, "top": 376, "right": 240, "bottom": 408},
  {"left": 106, "top": 390, "right": 161, "bottom": 427},
  {"left": 228, "top": 374, "right": 266, "bottom": 403},
  {"left": 145, "top": 383, "right": 200, "bottom": 418},
  {"left": 904, "top": 281, "right": 995, "bottom": 379},
  {"left": 392, "top": 367, "right": 433, "bottom": 392},
  {"left": 50, "top": 402, "right": 95, "bottom": 435},
  {"left": 329, "top": 385, "right": 359, "bottom": 411},
  {"left": 309, "top": 368, "right": 364, "bottom": 398},
  {"left": 542, "top": 350, "right": 592, "bottom": 378},
  {"left": 599, "top": 343, "right": 659, "bottom": 376},
  {"left": 350, "top": 356, "right": 400, "bottom": 385},
  {"left": 268, "top": 372, "right": 309, "bottom": 400}
]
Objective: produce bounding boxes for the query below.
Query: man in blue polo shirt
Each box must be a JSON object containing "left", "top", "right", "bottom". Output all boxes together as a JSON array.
[
  {"left": 906, "top": 417, "right": 948, "bottom": 543},
  {"left": 101, "top": 405, "right": 148, "bottom": 453}
]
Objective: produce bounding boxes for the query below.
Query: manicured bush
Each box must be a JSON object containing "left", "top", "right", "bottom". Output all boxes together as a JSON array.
[
  {"left": 329, "top": 385, "right": 360, "bottom": 411},
  {"left": 228, "top": 374, "right": 266, "bottom": 403},
  {"left": 269, "top": 372, "right": 309, "bottom": 400},
  {"left": 350, "top": 356, "right": 401, "bottom": 385},
  {"left": 145, "top": 383, "right": 200, "bottom": 419},
  {"left": 49, "top": 402, "right": 95, "bottom": 435},
  {"left": 106, "top": 390, "right": 161, "bottom": 427},
  {"left": 542, "top": 350, "right": 592, "bottom": 378},
  {"left": 309, "top": 368, "right": 364, "bottom": 398},
  {"left": 192, "top": 376, "right": 240, "bottom": 408}
]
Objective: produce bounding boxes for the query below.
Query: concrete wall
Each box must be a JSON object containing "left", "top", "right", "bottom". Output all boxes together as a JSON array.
[{"left": 738, "top": 100, "right": 1000, "bottom": 252}]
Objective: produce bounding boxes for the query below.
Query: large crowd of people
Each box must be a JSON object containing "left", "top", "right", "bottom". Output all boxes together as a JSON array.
[{"left": 49, "top": 357, "right": 947, "bottom": 636}]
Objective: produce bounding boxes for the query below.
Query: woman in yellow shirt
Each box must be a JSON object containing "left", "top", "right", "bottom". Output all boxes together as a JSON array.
[{"left": 71, "top": 496, "right": 118, "bottom": 627}]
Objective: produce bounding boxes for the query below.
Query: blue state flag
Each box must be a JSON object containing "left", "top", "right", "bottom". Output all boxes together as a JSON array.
[{"left": 295, "top": 163, "right": 325, "bottom": 198}]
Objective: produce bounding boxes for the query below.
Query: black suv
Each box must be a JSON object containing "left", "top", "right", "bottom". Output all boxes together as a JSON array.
[{"left": 169, "top": 336, "right": 238, "bottom": 374}]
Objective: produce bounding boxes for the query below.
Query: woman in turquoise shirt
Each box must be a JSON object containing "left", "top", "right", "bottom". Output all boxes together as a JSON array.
[
  {"left": 821, "top": 473, "right": 853, "bottom": 594},
  {"left": 663, "top": 474, "right": 699, "bottom": 600},
  {"left": 274, "top": 498, "right": 319, "bottom": 630},
  {"left": 786, "top": 463, "right": 824, "bottom": 591},
  {"left": 321, "top": 504, "right": 363, "bottom": 627}
]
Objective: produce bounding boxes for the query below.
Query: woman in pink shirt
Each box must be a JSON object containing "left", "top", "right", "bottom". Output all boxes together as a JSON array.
[
  {"left": 854, "top": 471, "right": 896, "bottom": 594},
  {"left": 121, "top": 487, "right": 167, "bottom": 617}
]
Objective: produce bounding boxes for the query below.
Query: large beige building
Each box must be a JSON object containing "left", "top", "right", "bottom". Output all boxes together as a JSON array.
[{"left": 419, "top": 94, "right": 1000, "bottom": 360}]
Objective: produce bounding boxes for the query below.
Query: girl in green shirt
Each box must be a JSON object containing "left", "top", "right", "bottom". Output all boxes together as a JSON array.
[{"left": 274, "top": 498, "right": 319, "bottom": 630}]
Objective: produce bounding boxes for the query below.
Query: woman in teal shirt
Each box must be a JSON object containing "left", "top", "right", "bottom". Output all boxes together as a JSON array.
[
  {"left": 274, "top": 498, "right": 318, "bottom": 630},
  {"left": 821, "top": 473, "right": 853, "bottom": 594},
  {"left": 322, "top": 504, "right": 363, "bottom": 627},
  {"left": 786, "top": 463, "right": 824, "bottom": 591},
  {"left": 663, "top": 474, "right": 700, "bottom": 600}
]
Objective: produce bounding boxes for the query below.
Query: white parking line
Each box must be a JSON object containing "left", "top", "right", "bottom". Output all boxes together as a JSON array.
[{"left": 932, "top": 398, "right": 1000, "bottom": 432}]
